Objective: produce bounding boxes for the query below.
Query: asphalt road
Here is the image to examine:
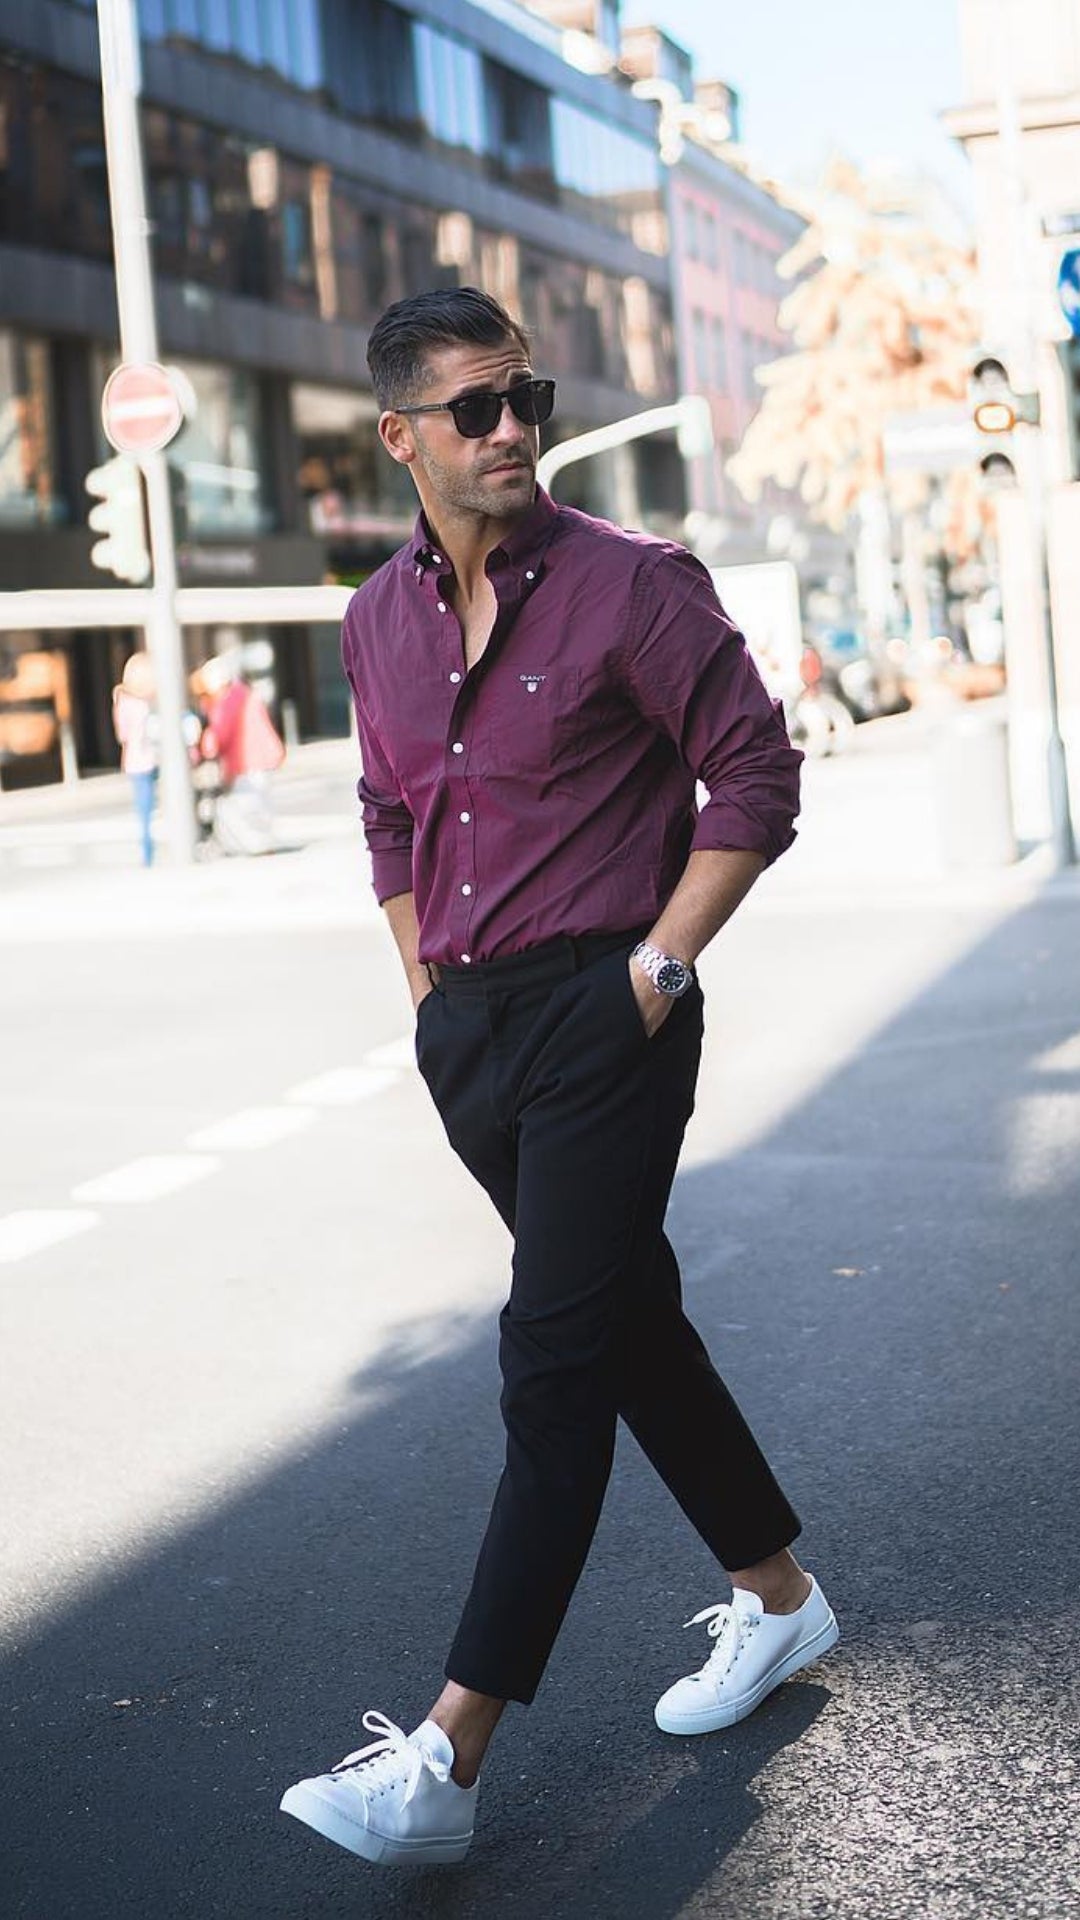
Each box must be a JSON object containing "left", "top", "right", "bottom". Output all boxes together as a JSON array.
[{"left": 2, "top": 729, "right": 1078, "bottom": 1919}]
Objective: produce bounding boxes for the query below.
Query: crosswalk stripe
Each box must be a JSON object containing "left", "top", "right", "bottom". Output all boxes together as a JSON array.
[
  {"left": 186, "top": 1107, "right": 316, "bottom": 1151},
  {"left": 286, "top": 1065, "right": 403, "bottom": 1105},
  {"left": 0, "top": 1210, "right": 100, "bottom": 1264},
  {"left": 72, "top": 1155, "right": 220, "bottom": 1204}
]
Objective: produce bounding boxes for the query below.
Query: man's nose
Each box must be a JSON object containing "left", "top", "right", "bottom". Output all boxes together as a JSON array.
[{"left": 487, "top": 397, "right": 528, "bottom": 447}]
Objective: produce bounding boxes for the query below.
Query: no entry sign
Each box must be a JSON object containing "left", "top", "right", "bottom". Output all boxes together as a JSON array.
[{"left": 101, "top": 362, "right": 184, "bottom": 455}]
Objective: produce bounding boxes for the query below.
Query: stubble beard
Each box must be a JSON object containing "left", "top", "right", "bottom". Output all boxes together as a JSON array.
[{"left": 418, "top": 441, "right": 536, "bottom": 521}]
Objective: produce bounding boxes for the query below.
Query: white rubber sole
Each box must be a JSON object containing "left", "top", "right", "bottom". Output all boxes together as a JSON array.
[
  {"left": 654, "top": 1612, "right": 840, "bottom": 1735},
  {"left": 279, "top": 1782, "right": 473, "bottom": 1866}
]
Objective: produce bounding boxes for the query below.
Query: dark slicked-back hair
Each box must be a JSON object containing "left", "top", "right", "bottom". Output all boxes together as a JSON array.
[{"left": 366, "top": 287, "right": 531, "bottom": 411}]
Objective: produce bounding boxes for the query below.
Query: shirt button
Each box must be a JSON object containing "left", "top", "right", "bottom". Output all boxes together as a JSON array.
[
  {"left": 452, "top": 741, "right": 464, "bottom": 754},
  {"left": 460, "top": 952, "right": 471, "bottom": 964},
  {"left": 449, "top": 670, "right": 461, "bottom": 683},
  {"left": 459, "top": 811, "right": 470, "bottom": 823},
  {"left": 437, "top": 602, "right": 448, "bottom": 614},
  {"left": 525, "top": 569, "right": 535, "bottom": 580},
  {"left": 461, "top": 882, "right": 472, "bottom": 896},
  {"left": 432, "top": 553, "right": 443, "bottom": 566}
]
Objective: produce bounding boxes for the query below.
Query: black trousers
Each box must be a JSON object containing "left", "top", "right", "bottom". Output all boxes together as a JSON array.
[{"left": 415, "top": 929, "right": 800, "bottom": 1706}]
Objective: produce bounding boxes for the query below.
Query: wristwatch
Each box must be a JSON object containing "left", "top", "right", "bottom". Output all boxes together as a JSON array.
[{"left": 630, "top": 941, "right": 695, "bottom": 998}]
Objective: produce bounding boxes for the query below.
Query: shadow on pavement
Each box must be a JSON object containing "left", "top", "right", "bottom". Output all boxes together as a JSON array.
[{"left": 2, "top": 881, "right": 1078, "bottom": 1918}]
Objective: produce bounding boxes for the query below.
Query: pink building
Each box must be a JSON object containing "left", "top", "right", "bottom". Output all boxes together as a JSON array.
[{"left": 621, "top": 25, "right": 805, "bottom": 560}]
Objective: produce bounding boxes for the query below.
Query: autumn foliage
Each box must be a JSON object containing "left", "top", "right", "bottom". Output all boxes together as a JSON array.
[{"left": 728, "top": 158, "right": 989, "bottom": 556}]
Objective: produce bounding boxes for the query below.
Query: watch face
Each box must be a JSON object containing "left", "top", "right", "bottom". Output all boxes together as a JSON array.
[{"left": 656, "top": 959, "right": 688, "bottom": 995}]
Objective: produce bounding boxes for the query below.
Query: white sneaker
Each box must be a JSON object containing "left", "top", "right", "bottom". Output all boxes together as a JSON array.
[
  {"left": 654, "top": 1577, "right": 839, "bottom": 1735},
  {"left": 280, "top": 1710, "right": 477, "bottom": 1866}
]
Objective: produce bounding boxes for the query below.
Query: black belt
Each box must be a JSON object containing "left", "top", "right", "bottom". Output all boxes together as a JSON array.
[{"left": 435, "top": 927, "right": 647, "bottom": 997}]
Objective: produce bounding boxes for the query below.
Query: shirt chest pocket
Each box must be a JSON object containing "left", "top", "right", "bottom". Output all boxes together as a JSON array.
[{"left": 479, "top": 667, "right": 583, "bottom": 784}]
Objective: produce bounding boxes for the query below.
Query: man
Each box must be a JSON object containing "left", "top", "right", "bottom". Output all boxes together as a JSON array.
[{"left": 280, "top": 288, "right": 838, "bottom": 1869}]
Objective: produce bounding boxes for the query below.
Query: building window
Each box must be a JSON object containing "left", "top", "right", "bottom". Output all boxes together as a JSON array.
[
  {"left": 292, "top": 382, "right": 415, "bottom": 533},
  {"left": 137, "top": 0, "right": 324, "bottom": 88},
  {"left": 168, "top": 360, "right": 271, "bottom": 535},
  {"left": 322, "top": 0, "right": 417, "bottom": 129},
  {"left": 692, "top": 308, "right": 709, "bottom": 389},
  {"left": 683, "top": 201, "right": 699, "bottom": 260},
  {"left": 484, "top": 61, "right": 553, "bottom": 194},
  {"left": 415, "top": 23, "right": 486, "bottom": 161},
  {"left": 0, "top": 333, "right": 61, "bottom": 528},
  {"left": 551, "top": 98, "right": 658, "bottom": 237},
  {"left": 282, "top": 198, "right": 314, "bottom": 290},
  {"left": 711, "top": 317, "right": 728, "bottom": 391},
  {"left": 701, "top": 211, "right": 718, "bottom": 272},
  {"left": 0, "top": 59, "right": 111, "bottom": 261}
]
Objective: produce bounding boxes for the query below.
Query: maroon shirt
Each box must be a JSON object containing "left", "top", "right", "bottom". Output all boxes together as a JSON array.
[{"left": 342, "top": 486, "right": 801, "bottom": 966}]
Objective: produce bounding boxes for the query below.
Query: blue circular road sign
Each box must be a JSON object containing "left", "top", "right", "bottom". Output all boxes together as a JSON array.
[{"left": 1058, "top": 247, "right": 1080, "bottom": 337}]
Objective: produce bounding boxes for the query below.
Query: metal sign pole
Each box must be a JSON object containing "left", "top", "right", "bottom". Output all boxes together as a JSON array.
[
  {"left": 96, "top": 0, "right": 197, "bottom": 863},
  {"left": 994, "top": 0, "right": 1075, "bottom": 866}
]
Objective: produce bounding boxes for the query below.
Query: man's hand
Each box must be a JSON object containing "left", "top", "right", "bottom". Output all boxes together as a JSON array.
[
  {"left": 412, "top": 984, "right": 435, "bottom": 1015},
  {"left": 628, "top": 957, "right": 674, "bottom": 1039}
]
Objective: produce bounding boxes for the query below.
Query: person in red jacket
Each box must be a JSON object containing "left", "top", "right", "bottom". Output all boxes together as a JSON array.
[{"left": 194, "top": 653, "right": 285, "bottom": 853}]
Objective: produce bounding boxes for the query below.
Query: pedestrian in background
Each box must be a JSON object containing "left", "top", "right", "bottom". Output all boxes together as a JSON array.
[
  {"left": 193, "top": 653, "right": 285, "bottom": 854},
  {"left": 280, "top": 288, "right": 839, "bottom": 1870},
  {"left": 111, "top": 650, "right": 159, "bottom": 869}
]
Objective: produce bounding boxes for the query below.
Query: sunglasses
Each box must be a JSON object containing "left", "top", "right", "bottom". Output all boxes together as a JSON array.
[{"left": 397, "top": 377, "right": 556, "bottom": 440}]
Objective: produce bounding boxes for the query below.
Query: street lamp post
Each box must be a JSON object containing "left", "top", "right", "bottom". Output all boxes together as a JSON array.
[
  {"left": 96, "top": 0, "right": 197, "bottom": 863},
  {"left": 537, "top": 396, "right": 713, "bottom": 497}
]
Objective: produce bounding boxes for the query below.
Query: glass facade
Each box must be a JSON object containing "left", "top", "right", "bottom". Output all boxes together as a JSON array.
[
  {"left": 137, "top": 0, "right": 325, "bottom": 92},
  {"left": 167, "top": 359, "right": 271, "bottom": 535},
  {"left": 0, "top": 56, "right": 111, "bottom": 263},
  {"left": 414, "top": 23, "right": 486, "bottom": 164},
  {"left": 292, "top": 382, "right": 415, "bottom": 535},
  {"left": 0, "top": 54, "right": 672, "bottom": 400},
  {"left": 551, "top": 97, "right": 660, "bottom": 240},
  {"left": 0, "top": 332, "right": 61, "bottom": 527},
  {"left": 127, "top": 0, "right": 662, "bottom": 243}
]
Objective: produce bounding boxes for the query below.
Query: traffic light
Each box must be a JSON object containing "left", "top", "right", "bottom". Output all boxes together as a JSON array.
[
  {"left": 977, "top": 449, "right": 1018, "bottom": 491},
  {"left": 85, "top": 455, "right": 151, "bottom": 583},
  {"left": 970, "top": 356, "right": 1040, "bottom": 435},
  {"left": 1056, "top": 338, "right": 1080, "bottom": 480}
]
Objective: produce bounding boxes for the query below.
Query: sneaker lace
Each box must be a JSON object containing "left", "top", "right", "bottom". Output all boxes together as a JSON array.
[
  {"left": 331, "top": 1710, "right": 451, "bottom": 1808},
  {"left": 683, "top": 1603, "right": 757, "bottom": 1681}
]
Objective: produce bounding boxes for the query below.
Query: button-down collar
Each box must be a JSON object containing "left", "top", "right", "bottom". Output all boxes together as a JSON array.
[{"left": 411, "top": 485, "right": 559, "bottom": 588}]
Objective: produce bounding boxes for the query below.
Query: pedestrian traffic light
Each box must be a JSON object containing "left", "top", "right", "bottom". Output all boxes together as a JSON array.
[
  {"left": 977, "top": 449, "right": 1018, "bottom": 492},
  {"left": 1056, "top": 337, "right": 1080, "bottom": 480},
  {"left": 85, "top": 455, "right": 151, "bottom": 583},
  {"left": 970, "top": 356, "right": 1040, "bottom": 435}
]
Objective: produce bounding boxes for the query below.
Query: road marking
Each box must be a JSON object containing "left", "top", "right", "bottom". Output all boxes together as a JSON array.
[
  {"left": 1035, "top": 1029, "right": 1080, "bottom": 1074},
  {"left": 186, "top": 1106, "right": 316, "bottom": 1151},
  {"left": 6, "top": 1044, "right": 412, "bottom": 1265},
  {"left": 286, "top": 1065, "right": 402, "bottom": 1105},
  {"left": 0, "top": 1210, "right": 100, "bottom": 1264},
  {"left": 72, "top": 1155, "right": 220, "bottom": 1203}
]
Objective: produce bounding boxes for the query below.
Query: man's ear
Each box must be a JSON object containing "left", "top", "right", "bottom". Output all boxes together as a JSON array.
[{"left": 379, "top": 410, "right": 416, "bottom": 467}]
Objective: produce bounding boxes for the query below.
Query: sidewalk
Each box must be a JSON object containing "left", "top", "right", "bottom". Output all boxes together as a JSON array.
[{"left": 0, "top": 737, "right": 357, "bottom": 876}]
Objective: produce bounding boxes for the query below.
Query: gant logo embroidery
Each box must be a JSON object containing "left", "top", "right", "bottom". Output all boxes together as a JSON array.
[{"left": 520, "top": 674, "right": 546, "bottom": 695}]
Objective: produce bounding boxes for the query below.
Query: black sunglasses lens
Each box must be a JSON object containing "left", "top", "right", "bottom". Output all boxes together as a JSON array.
[
  {"left": 450, "top": 394, "right": 502, "bottom": 438},
  {"left": 449, "top": 381, "right": 556, "bottom": 436},
  {"left": 509, "top": 380, "right": 555, "bottom": 425}
]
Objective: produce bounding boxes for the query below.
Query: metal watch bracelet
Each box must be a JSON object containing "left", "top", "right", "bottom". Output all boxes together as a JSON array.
[{"left": 630, "top": 941, "right": 695, "bottom": 997}]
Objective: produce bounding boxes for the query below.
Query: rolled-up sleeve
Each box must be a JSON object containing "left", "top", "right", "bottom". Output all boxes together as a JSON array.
[
  {"left": 624, "top": 547, "right": 802, "bottom": 866},
  {"left": 342, "top": 624, "right": 414, "bottom": 904}
]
